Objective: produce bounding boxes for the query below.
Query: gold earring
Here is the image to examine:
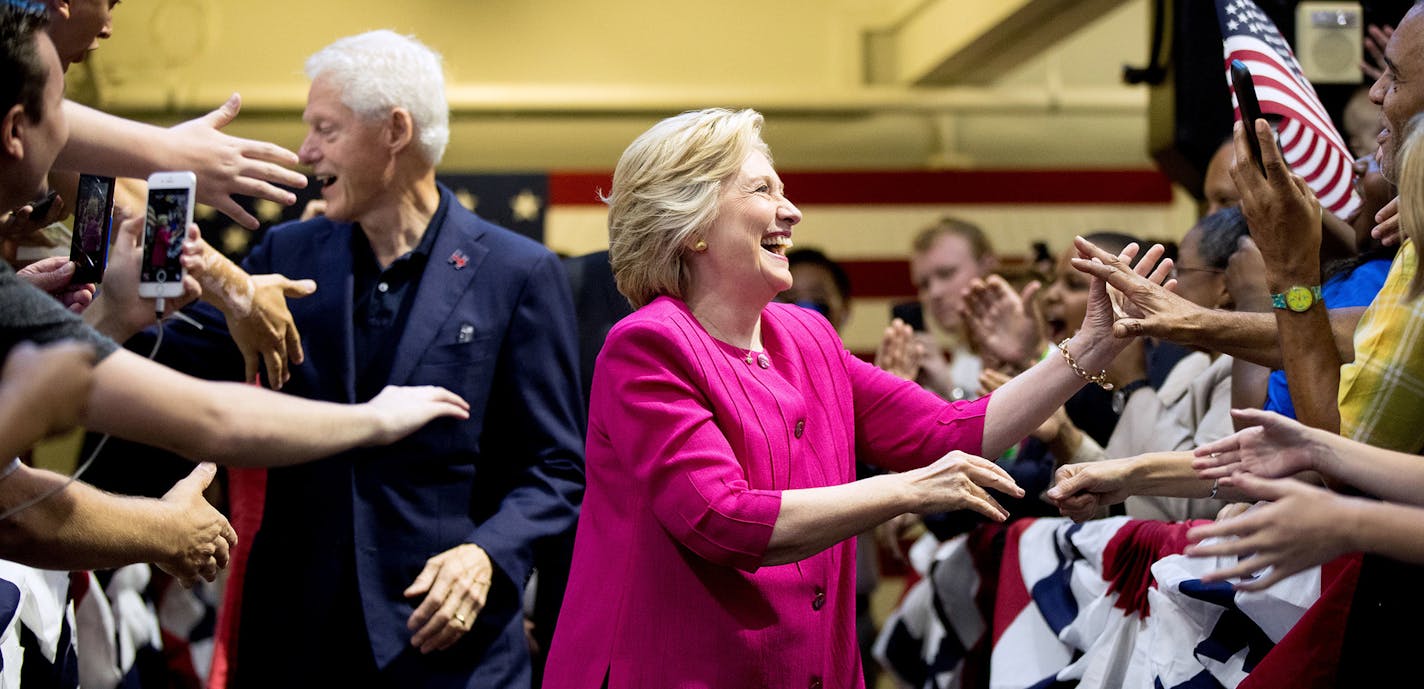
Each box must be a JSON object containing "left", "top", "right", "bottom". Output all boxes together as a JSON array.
[{"left": 693, "top": 240, "right": 708, "bottom": 252}]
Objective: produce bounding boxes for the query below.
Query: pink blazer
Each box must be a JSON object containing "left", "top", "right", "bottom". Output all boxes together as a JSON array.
[{"left": 543, "top": 297, "right": 990, "bottom": 689}]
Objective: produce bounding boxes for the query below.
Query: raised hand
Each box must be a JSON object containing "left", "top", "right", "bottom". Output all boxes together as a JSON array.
[
  {"left": 1192, "top": 408, "right": 1329, "bottom": 480},
  {"left": 1069, "top": 238, "right": 1188, "bottom": 341},
  {"left": 86, "top": 214, "right": 203, "bottom": 340},
  {"left": 961, "top": 275, "right": 1045, "bottom": 371},
  {"left": 1224, "top": 237, "right": 1271, "bottom": 312},
  {"left": 874, "top": 318, "right": 922, "bottom": 381},
  {"left": 196, "top": 244, "right": 317, "bottom": 390},
  {"left": 1373, "top": 196, "right": 1401, "bottom": 246},
  {"left": 1362, "top": 23, "right": 1395, "bottom": 82},
  {"left": 1229, "top": 119, "right": 1323, "bottom": 283}
]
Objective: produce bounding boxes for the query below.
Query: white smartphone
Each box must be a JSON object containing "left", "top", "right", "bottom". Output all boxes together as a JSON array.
[{"left": 139, "top": 171, "right": 196, "bottom": 299}]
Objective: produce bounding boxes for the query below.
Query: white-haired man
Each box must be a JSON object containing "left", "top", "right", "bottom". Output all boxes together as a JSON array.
[
  {"left": 152, "top": 31, "right": 585, "bottom": 688},
  {"left": 0, "top": 0, "right": 469, "bottom": 582}
]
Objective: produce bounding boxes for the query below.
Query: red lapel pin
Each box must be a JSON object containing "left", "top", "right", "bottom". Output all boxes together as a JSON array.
[{"left": 448, "top": 250, "right": 468, "bottom": 269}]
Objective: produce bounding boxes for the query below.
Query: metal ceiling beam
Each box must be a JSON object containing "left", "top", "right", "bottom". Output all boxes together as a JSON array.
[{"left": 866, "top": 0, "right": 1134, "bottom": 86}]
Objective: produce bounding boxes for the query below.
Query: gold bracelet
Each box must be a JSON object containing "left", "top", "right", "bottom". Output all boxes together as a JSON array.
[{"left": 1057, "top": 338, "right": 1114, "bottom": 391}]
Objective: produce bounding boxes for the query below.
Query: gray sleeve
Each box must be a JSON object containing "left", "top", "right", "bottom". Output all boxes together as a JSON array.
[{"left": 0, "top": 261, "right": 119, "bottom": 362}]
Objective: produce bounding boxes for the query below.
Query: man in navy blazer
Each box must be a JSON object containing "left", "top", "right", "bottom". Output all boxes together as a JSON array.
[{"left": 160, "top": 31, "right": 585, "bottom": 688}]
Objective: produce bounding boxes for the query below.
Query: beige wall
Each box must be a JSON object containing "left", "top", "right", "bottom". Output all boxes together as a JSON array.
[
  {"left": 69, "top": 0, "right": 1201, "bottom": 354},
  {"left": 77, "top": 0, "right": 1176, "bottom": 171}
]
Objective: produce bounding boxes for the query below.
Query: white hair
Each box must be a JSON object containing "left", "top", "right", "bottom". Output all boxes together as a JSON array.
[{"left": 305, "top": 30, "right": 449, "bottom": 165}]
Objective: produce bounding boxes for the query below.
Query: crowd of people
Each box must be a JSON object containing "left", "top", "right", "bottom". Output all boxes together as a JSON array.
[{"left": 3, "top": 0, "right": 1424, "bottom": 687}]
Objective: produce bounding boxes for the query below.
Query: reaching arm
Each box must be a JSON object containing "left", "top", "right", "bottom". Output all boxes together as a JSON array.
[
  {"left": 84, "top": 349, "right": 469, "bottom": 467},
  {"left": 53, "top": 96, "right": 307, "bottom": 229},
  {"left": 1195, "top": 408, "right": 1424, "bottom": 506},
  {"left": 1229, "top": 119, "right": 1339, "bottom": 432},
  {"left": 981, "top": 238, "right": 1174, "bottom": 457},
  {"left": 1045, "top": 451, "right": 1244, "bottom": 522},
  {"left": 192, "top": 238, "right": 316, "bottom": 390},
  {"left": 0, "top": 463, "right": 236, "bottom": 586},
  {"left": 1186, "top": 474, "right": 1424, "bottom": 592},
  {"left": 767, "top": 451, "right": 1020, "bottom": 565}
]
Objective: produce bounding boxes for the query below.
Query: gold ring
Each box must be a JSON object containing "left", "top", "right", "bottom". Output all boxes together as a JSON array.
[{"left": 454, "top": 613, "right": 467, "bottom": 624}]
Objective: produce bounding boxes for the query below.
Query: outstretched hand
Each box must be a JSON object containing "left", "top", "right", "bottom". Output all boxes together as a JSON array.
[
  {"left": 1192, "top": 408, "right": 1329, "bottom": 481},
  {"left": 167, "top": 94, "right": 308, "bottom": 229},
  {"left": 367, "top": 385, "right": 472, "bottom": 445},
  {"left": 1185, "top": 474, "right": 1354, "bottom": 592},
  {"left": 901, "top": 450, "right": 1023, "bottom": 522},
  {"left": 154, "top": 463, "right": 239, "bottom": 588},
  {"left": 1045, "top": 459, "right": 1133, "bottom": 522}
]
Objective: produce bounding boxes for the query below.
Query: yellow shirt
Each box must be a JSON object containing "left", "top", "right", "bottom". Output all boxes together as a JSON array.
[{"left": 1339, "top": 239, "right": 1424, "bottom": 452}]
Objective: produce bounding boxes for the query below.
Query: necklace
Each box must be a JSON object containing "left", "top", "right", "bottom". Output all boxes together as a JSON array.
[{"left": 694, "top": 311, "right": 770, "bottom": 369}]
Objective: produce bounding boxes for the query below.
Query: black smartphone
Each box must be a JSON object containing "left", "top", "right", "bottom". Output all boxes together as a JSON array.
[
  {"left": 1229, "top": 59, "right": 1267, "bottom": 176},
  {"left": 67, "top": 174, "right": 116, "bottom": 284},
  {"left": 28, "top": 189, "right": 59, "bottom": 219},
  {"left": 891, "top": 300, "right": 925, "bottom": 332}
]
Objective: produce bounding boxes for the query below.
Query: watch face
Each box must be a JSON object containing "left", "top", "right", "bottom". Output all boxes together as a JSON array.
[{"left": 1285, "top": 285, "right": 1315, "bottom": 312}]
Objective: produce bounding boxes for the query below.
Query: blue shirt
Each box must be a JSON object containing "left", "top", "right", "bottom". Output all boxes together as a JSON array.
[{"left": 1263, "top": 257, "right": 1392, "bottom": 419}]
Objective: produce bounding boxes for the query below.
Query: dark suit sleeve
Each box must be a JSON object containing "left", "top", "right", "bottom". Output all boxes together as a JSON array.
[{"left": 468, "top": 251, "right": 586, "bottom": 590}]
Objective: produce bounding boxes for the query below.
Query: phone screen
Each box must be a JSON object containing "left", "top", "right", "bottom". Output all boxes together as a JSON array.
[
  {"left": 68, "top": 174, "right": 115, "bottom": 284},
  {"left": 142, "top": 187, "right": 190, "bottom": 286},
  {"left": 1229, "top": 59, "right": 1267, "bottom": 175}
]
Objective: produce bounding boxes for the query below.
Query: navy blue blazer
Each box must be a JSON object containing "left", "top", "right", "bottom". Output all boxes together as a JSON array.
[{"left": 170, "top": 186, "right": 585, "bottom": 687}]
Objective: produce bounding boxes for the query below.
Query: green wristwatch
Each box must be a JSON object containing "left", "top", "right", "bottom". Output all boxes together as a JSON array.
[{"left": 1270, "top": 285, "right": 1323, "bottom": 313}]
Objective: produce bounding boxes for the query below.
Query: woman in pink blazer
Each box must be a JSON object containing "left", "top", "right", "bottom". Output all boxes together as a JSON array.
[{"left": 543, "top": 108, "right": 1172, "bottom": 689}]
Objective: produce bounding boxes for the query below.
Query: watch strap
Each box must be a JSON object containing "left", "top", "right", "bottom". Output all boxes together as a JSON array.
[{"left": 1270, "top": 284, "right": 1322, "bottom": 311}]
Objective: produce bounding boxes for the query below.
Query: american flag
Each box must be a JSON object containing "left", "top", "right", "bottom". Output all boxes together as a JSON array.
[{"left": 1216, "top": 0, "right": 1361, "bottom": 218}]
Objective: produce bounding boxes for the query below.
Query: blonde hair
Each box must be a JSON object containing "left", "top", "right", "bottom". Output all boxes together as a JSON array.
[
  {"left": 606, "top": 108, "right": 771, "bottom": 309},
  {"left": 1399, "top": 112, "right": 1424, "bottom": 300}
]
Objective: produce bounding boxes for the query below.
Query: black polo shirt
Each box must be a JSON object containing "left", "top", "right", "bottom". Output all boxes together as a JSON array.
[{"left": 350, "top": 193, "right": 450, "bottom": 402}]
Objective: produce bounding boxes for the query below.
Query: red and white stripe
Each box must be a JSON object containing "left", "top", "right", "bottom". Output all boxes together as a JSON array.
[{"left": 1221, "top": 1, "right": 1361, "bottom": 218}]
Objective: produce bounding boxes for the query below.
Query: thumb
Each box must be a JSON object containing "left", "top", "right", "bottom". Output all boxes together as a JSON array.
[
  {"left": 201, "top": 93, "right": 242, "bottom": 130},
  {"left": 283, "top": 278, "right": 317, "bottom": 298},
  {"left": 176, "top": 462, "right": 219, "bottom": 495},
  {"left": 1046, "top": 472, "right": 1083, "bottom": 501},
  {"left": 25, "top": 260, "right": 76, "bottom": 292},
  {"left": 1112, "top": 319, "right": 1143, "bottom": 338},
  {"left": 1228, "top": 407, "right": 1270, "bottom": 427}
]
